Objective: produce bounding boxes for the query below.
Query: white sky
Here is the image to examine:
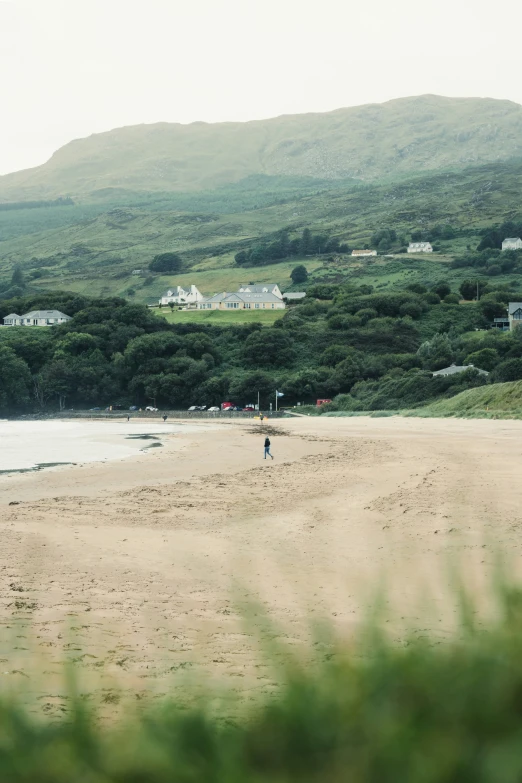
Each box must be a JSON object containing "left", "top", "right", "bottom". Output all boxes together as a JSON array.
[{"left": 0, "top": 0, "right": 521, "bottom": 175}]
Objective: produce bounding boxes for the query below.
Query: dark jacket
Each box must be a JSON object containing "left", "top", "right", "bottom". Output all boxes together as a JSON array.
[{"left": 264, "top": 437, "right": 270, "bottom": 448}]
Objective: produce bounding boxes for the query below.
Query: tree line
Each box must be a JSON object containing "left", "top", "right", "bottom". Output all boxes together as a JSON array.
[
  {"left": 2, "top": 277, "right": 522, "bottom": 416},
  {"left": 0, "top": 197, "right": 74, "bottom": 212},
  {"left": 234, "top": 229, "right": 351, "bottom": 267}
]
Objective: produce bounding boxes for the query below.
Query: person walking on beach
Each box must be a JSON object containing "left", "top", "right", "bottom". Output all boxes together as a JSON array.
[
  {"left": 264, "top": 436, "right": 273, "bottom": 460},
  {"left": 162, "top": 414, "right": 168, "bottom": 422}
]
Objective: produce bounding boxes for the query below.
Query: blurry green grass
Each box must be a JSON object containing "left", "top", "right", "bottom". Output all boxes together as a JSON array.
[{"left": 6, "top": 583, "right": 522, "bottom": 780}]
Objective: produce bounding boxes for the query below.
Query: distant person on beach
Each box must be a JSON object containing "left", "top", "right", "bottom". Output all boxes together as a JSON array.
[
  {"left": 264, "top": 436, "right": 273, "bottom": 460},
  {"left": 163, "top": 414, "right": 167, "bottom": 422},
  {"left": 127, "top": 415, "right": 130, "bottom": 422}
]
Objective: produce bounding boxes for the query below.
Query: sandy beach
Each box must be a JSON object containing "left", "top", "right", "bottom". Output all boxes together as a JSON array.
[{"left": 1, "top": 415, "right": 521, "bottom": 713}]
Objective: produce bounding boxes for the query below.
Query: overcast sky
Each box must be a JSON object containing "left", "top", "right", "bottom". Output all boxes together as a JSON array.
[{"left": 1, "top": 0, "right": 521, "bottom": 175}]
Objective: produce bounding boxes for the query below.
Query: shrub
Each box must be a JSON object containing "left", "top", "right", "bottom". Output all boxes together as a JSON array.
[
  {"left": 399, "top": 302, "right": 423, "bottom": 319},
  {"left": 493, "top": 358, "right": 522, "bottom": 382},
  {"left": 149, "top": 253, "right": 183, "bottom": 273}
]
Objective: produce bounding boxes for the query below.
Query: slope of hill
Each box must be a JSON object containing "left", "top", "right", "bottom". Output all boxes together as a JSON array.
[
  {"left": 414, "top": 381, "right": 522, "bottom": 417},
  {"left": 1, "top": 156, "right": 522, "bottom": 303},
  {"left": 2, "top": 95, "right": 522, "bottom": 200}
]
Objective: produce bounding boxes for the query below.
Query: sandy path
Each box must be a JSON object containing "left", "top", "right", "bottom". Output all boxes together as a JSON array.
[{"left": 1, "top": 416, "right": 521, "bottom": 713}]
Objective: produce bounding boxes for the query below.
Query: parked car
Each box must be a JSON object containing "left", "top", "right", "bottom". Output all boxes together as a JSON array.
[
  {"left": 243, "top": 406, "right": 255, "bottom": 412},
  {"left": 221, "top": 402, "right": 235, "bottom": 410},
  {"left": 208, "top": 406, "right": 220, "bottom": 412},
  {"left": 316, "top": 399, "right": 332, "bottom": 406},
  {"left": 89, "top": 407, "right": 101, "bottom": 411},
  {"left": 145, "top": 406, "right": 158, "bottom": 412},
  {"left": 188, "top": 406, "right": 198, "bottom": 411},
  {"left": 197, "top": 405, "right": 207, "bottom": 411}
]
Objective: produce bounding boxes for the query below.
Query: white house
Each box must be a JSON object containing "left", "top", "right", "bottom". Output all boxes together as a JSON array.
[
  {"left": 199, "top": 291, "right": 286, "bottom": 311},
  {"left": 238, "top": 283, "right": 283, "bottom": 298},
  {"left": 159, "top": 285, "right": 203, "bottom": 306},
  {"left": 502, "top": 237, "right": 522, "bottom": 251},
  {"left": 199, "top": 284, "right": 286, "bottom": 311},
  {"left": 351, "top": 249, "right": 377, "bottom": 257},
  {"left": 408, "top": 242, "right": 433, "bottom": 253},
  {"left": 2, "top": 310, "right": 72, "bottom": 327}
]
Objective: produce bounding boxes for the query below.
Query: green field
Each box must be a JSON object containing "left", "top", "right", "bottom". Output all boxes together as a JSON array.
[{"left": 155, "top": 307, "right": 285, "bottom": 326}]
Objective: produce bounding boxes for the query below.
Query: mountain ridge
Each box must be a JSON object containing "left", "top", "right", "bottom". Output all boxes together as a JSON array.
[{"left": 2, "top": 94, "right": 522, "bottom": 201}]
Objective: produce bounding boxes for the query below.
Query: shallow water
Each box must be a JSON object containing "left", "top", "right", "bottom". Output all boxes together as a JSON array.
[{"left": 0, "top": 420, "right": 202, "bottom": 472}]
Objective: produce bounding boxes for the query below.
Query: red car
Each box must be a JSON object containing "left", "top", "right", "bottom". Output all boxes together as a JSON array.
[
  {"left": 316, "top": 399, "right": 332, "bottom": 406},
  {"left": 243, "top": 406, "right": 255, "bottom": 412}
]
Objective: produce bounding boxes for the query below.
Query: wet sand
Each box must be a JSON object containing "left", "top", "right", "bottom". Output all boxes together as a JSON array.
[{"left": 1, "top": 416, "right": 521, "bottom": 713}]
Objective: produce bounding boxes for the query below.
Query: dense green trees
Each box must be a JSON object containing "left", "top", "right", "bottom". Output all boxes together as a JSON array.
[
  {"left": 235, "top": 229, "right": 349, "bottom": 267},
  {"left": 1, "top": 279, "right": 521, "bottom": 416},
  {"left": 290, "top": 265, "right": 308, "bottom": 284},
  {"left": 149, "top": 253, "right": 183, "bottom": 273},
  {"left": 0, "top": 346, "right": 32, "bottom": 411}
]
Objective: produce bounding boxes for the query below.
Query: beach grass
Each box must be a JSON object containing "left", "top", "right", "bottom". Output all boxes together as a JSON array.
[{"left": 4, "top": 581, "right": 522, "bottom": 781}]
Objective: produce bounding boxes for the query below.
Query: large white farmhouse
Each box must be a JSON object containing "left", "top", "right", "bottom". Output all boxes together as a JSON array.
[
  {"left": 238, "top": 283, "right": 283, "bottom": 298},
  {"left": 199, "top": 283, "right": 286, "bottom": 311},
  {"left": 2, "top": 310, "right": 72, "bottom": 327},
  {"left": 159, "top": 285, "right": 203, "bottom": 306},
  {"left": 502, "top": 238, "right": 522, "bottom": 251},
  {"left": 408, "top": 242, "right": 433, "bottom": 253}
]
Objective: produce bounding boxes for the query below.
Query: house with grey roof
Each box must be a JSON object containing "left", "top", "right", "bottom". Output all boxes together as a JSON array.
[
  {"left": 159, "top": 285, "right": 203, "bottom": 306},
  {"left": 282, "top": 292, "right": 306, "bottom": 302},
  {"left": 432, "top": 363, "right": 489, "bottom": 377},
  {"left": 508, "top": 302, "right": 522, "bottom": 331},
  {"left": 2, "top": 310, "right": 72, "bottom": 327},
  {"left": 3, "top": 313, "right": 22, "bottom": 326},
  {"left": 199, "top": 290, "right": 286, "bottom": 311},
  {"left": 238, "top": 283, "right": 283, "bottom": 298}
]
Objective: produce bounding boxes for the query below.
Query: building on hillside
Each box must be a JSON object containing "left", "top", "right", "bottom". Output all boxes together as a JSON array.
[
  {"left": 432, "top": 364, "right": 489, "bottom": 378},
  {"left": 159, "top": 285, "right": 203, "bottom": 306},
  {"left": 432, "top": 363, "right": 489, "bottom": 377},
  {"left": 238, "top": 283, "right": 283, "bottom": 298},
  {"left": 493, "top": 316, "right": 510, "bottom": 331},
  {"left": 199, "top": 291, "right": 286, "bottom": 311},
  {"left": 407, "top": 242, "right": 433, "bottom": 253},
  {"left": 2, "top": 310, "right": 72, "bottom": 327},
  {"left": 282, "top": 292, "right": 306, "bottom": 303},
  {"left": 502, "top": 237, "right": 522, "bottom": 251},
  {"left": 351, "top": 249, "right": 377, "bottom": 257},
  {"left": 132, "top": 269, "right": 144, "bottom": 275},
  {"left": 508, "top": 302, "right": 522, "bottom": 330}
]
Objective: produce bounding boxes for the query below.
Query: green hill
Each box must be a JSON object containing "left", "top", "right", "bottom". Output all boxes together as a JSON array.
[
  {"left": 2, "top": 95, "right": 522, "bottom": 200},
  {"left": 415, "top": 381, "right": 522, "bottom": 417},
  {"left": 2, "top": 156, "right": 522, "bottom": 303}
]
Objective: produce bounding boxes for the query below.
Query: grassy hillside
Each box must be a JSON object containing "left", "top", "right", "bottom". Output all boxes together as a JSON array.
[
  {"left": 1, "top": 95, "right": 522, "bottom": 200},
  {"left": 2, "top": 156, "right": 522, "bottom": 303},
  {"left": 414, "top": 380, "right": 522, "bottom": 417}
]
